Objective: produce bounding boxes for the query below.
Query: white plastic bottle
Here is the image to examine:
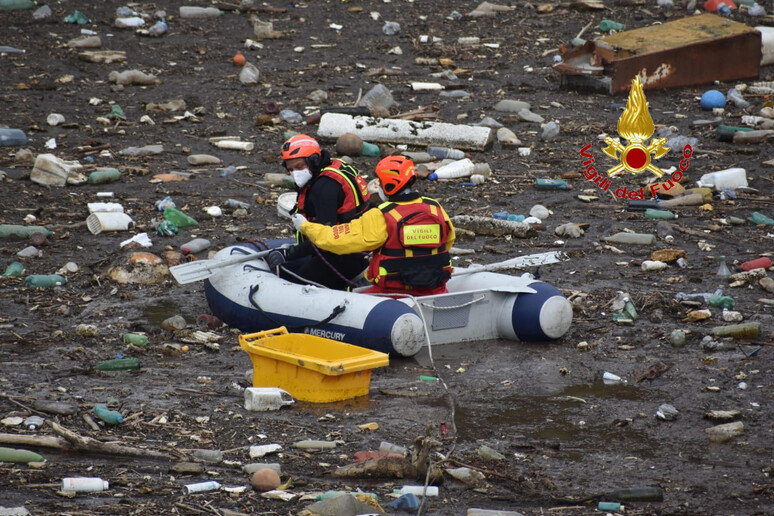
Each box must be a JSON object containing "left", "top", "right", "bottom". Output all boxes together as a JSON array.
[
  {"left": 179, "top": 6, "right": 223, "bottom": 18},
  {"left": 61, "top": 477, "right": 109, "bottom": 492},
  {"left": 184, "top": 481, "right": 221, "bottom": 494},
  {"left": 399, "top": 485, "right": 439, "bottom": 496},
  {"left": 243, "top": 387, "right": 295, "bottom": 411},
  {"left": 696, "top": 167, "right": 747, "bottom": 191},
  {"left": 428, "top": 158, "right": 474, "bottom": 180}
]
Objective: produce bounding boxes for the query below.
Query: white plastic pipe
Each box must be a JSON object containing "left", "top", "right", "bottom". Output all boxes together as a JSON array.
[{"left": 318, "top": 113, "right": 494, "bottom": 151}]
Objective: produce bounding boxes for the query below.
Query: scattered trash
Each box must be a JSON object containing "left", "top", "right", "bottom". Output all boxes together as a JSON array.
[
  {"left": 244, "top": 387, "right": 295, "bottom": 412},
  {"left": 61, "top": 477, "right": 108, "bottom": 492}
]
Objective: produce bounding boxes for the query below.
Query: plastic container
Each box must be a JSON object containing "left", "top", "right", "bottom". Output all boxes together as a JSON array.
[
  {"left": 121, "top": 333, "right": 149, "bottom": 347},
  {"left": 86, "top": 212, "right": 135, "bottom": 235},
  {"left": 88, "top": 168, "right": 122, "bottom": 185},
  {"left": 379, "top": 441, "right": 407, "bottom": 455},
  {"left": 148, "top": 20, "right": 168, "bottom": 37},
  {"left": 704, "top": 0, "right": 736, "bottom": 13},
  {"left": 358, "top": 84, "right": 395, "bottom": 111},
  {"left": 711, "top": 322, "right": 760, "bottom": 338},
  {"left": 757, "top": 26, "right": 774, "bottom": 66},
  {"left": 239, "top": 326, "right": 389, "bottom": 402},
  {"left": 96, "top": 358, "right": 140, "bottom": 371},
  {"left": 0, "top": 225, "right": 53, "bottom": 240},
  {"left": 750, "top": 212, "right": 774, "bottom": 225},
  {"left": 541, "top": 121, "right": 560, "bottom": 140},
  {"left": 30, "top": 153, "right": 83, "bottom": 187},
  {"left": 697, "top": 167, "right": 747, "bottom": 191},
  {"left": 244, "top": 387, "right": 295, "bottom": 411},
  {"left": 163, "top": 207, "right": 199, "bottom": 228},
  {"left": 179, "top": 6, "right": 222, "bottom": 18},
  {"left": 716, "top": 256, "right": 731, "bottom": 278},
  {"left": 428, "top": 158, "right": 474, "bottom": 180},
  {"left": 25, "top": 275, "right": 66, "bottom": 288},
  {"left": 181, "top": 238, "right": 211, "bottom": 255},
  {"left": 0, "top": 128, "right": 28, "bottom": 145},
  {"left": 602, "top": 232, "right": 656, "bottom": 245},
  {"left": 398, "top": 485, "right": 438, "bottom": 497},
  {"left": 184, "top": 481, "right": 221, "bottom": 494},
  {"left": 3, "top": 261, "right": 24, "bottom": 277},
  {"left": 645, "top": 208, "right": 676, "bottom": 220},
  {"left": 427, "top": 146, "right": 469, "bottom": 160},
  {"left": 600, "top": 19, "right": 625, "bottom": 32},
  {"left": 656, "top": 221, "right": 674, "bottom": 243},
  {"left": 361, "top": 141, "right": 381, "bottom": 157},
  {"left": 24, "top": 415, "right": 44, "bottom": 430},
  {"left": 740, "top": 257, "right": 772, "bottom": 271},
  {"left": 709, "top": 295, "right": 735, "bottom": 309},
  {"left": 93, "top": 404, "right": 124, "bottom": 425},
  {"left": 535, "top": 178, "right": 571, "bottom": 190},
  {"left": 61, "top": 477, "right": 109, "bottom": 492}
]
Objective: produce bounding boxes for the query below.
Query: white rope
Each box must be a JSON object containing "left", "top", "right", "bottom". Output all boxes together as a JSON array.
[{"left": 418, "top": 295, "right": 486, "bottom": 311}]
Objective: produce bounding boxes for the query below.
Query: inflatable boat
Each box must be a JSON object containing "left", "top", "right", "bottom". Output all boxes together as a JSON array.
[{"left": 203, "top": 244, "right": 572, "bottom": 357}]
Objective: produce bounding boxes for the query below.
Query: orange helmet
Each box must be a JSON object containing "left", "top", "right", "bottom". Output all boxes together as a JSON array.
[
  {"left": 375, "top": 156, "right": 416, "bottom": 196},
  {"left": 281, "top": 134, "right": 321, "bottom": 162}
]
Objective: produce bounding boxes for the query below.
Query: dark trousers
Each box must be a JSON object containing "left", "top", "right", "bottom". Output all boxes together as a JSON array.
[{"left": 280, "top": 251, "right": 369, "bottom": 290}]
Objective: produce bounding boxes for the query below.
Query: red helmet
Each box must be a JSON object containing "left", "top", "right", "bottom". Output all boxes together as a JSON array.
[
  {"left": 281, "top": 134, "right": 321, "bottom": 161},
  {"left": 375, "top": 156, "right": 416, "bottom": 196}
]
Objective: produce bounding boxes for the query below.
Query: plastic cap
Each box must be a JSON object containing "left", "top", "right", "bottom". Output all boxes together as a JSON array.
[{"left": 427, "top": 173, "right": 438, "bottom": 180}]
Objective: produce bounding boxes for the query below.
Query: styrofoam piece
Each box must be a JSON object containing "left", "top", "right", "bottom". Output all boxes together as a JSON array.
[
  {"left": 757, "top": 26, "right": 774, "bottom": 66},
  {"left": 317, "top": 113, "right": 494, "bottom": 151}
]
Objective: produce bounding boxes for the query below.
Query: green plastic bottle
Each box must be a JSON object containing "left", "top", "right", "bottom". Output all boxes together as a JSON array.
[
  {"left": 3, "top": 261, "right": 24, "bottom": 277},
  {"left": 88, "top": 168, "right": 122, "bottom": 185},
  {"left": 122, "top": 333, "right": 149, "bottom": 347},
  {"left": 535, "top": 178, "right": 571, "bottom": 190},
  {"left": 644, "top": 208, "right": 676, "bottom": 220},
  {"left": 716, "top": 125, "right": 753, "bottom": 142},
  {"left": 599, "top": 19, "right": 624, "bottom": 32},
  {"left": 25, "top": 274, "right": 66, "bottom": 288},
  {"left": 709, "top": 295, "right": 735, "bottom": 309},
  {"left": 0, "top": 224, "right": 53, "bottom": 240},
  {"left": 96, "top": 358, "right": 141, "bottom": 371},
  {"left": 711, "top": 322, "right": 761, "bottom": 338},
  {"left": 361, "top": 141, "right": 381, "bottom": 157},
  {"left": 419, "top": 375, "right": 440, "bottom": 382},
  {"left": 0, "top": 446, "right": 45, "bottom": 463},
  {"left": 93, "top": 404, "right": 124, "bottom": 425},
  {"left": 750, "top": 212, "right": 774, "bottom": 226},
  {"left": 0, "top": 0, "right": 36, "bottom": 11},
  {"left": 163, "top": 207, "right": 198, "bottom": 228}
]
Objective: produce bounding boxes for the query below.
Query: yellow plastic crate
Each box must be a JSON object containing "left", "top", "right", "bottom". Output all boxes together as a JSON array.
[{"left": 239, "top": 327, "right": 389, "bottom": 403}]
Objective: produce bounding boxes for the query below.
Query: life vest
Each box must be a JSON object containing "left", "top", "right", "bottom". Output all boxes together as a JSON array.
[
  {"left": 367, "top": 197, "right": 452, "bottom": 290},
  {"left": 296, "top": 159, "right": 371, "bottom": 224}
]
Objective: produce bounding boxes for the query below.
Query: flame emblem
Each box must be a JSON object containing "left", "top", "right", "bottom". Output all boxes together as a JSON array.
[{"left": 602, "top": 76, "right": 669, "bottom": 177}]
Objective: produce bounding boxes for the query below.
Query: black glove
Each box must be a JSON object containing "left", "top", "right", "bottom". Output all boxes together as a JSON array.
[{"left": 266, "top": 249, "right": 288, "bottom": 269}]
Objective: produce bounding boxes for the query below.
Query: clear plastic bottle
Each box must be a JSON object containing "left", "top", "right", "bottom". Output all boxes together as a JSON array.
[
  {"left": 358, "top": 84, "right": 395, "bottom": 111},
  {"left": 24, "top": 415, "right": 44, "bottom": 430},
  {"left": 179, "top": 6, "right": 222, "bottom": 18},
  {"left": 541, "top": 120, "right": 560, "bottom": 140},
  {"left": 399, "top": 485, "right": 438, "bottom": 497},
  {"left": 426, "top": 146, "right": 469, "bottom": 160},
  {"left": 148, "top": 20, "right": 168, "bottom": 36},
  {"left": 0, "top": 128, "right": 28, "bottom": 146},
  {"left": 428, "top": 158, "right": 474, "bottom": 180},
  {"left": 382, "top": 21, "right": 401, "bottom": 35},
  {"left": 716, "top": 256, "right": 731, "bottom": 278},
  {"left": 602, "top": 232, "right": 656, "bottom": 245}
]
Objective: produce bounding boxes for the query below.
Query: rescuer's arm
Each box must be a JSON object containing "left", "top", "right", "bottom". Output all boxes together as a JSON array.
[{"left": 298, "top": 208, "right": 388, "bottom": 255}]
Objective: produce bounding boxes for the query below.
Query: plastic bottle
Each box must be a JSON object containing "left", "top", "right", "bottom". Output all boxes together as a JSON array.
[
  {"left": 428, "top": 159, "right": 474, "bottom": 180},
  {"left": 599, "top": 19, "right": 625, "bottom": 32},
  {"left": 293, "top": 440, "right": 336, "bottom": 450},
  {"left": 0, "top": 225, "right": 53, "bottom": 240},
  {"left": 598, "top": 502, "right": 624, "bottom": 512},
  {"left": 121, "top": 333, "right": 149, "bottom": 347},
  {"left": 493, "top": 212, "right": 525, "bottom": 222},
  {"left": 93, "top": 404, "right": 124, "bottom": 425},
  {"left": 656, "top": 221, "right": 674, "bottom": 243},
  {"left": 244, "top": 387, "right": 295, "bottom": 411},
  {"left": 716, "top": 256, "right": 731, "bottom": 278},
  {"left": 0, "top": 0, "right": 35, "bottom": 10},
  {"left": 88, "top": 168, "right": 122, "bottom": 185},
  {"left": 62, "top": 477, "right": 109, "bottom": 492},
  {"left": 192, "top": 449, "right": 223, "bottom": 463},
  {"left": 382, "top": 21, "right": 401, "bottom": 35},
  {"left": 709, "top": 294, "right": 735, "bottom": 309},
  {"left": 181, "top": 238, "right": 211, "bottom": 255},
  {"left": 115, "top": 16, "right": 145, "bottom": 28},
  {"left": 96, "top": 358, "right": 141, "bottom": 371},
  {"left": 163, "top": 207, "right": 199, "bottom": 228},
  {"left": 645, "top": 208, "right": 676, "bottom": 220},
  {"left": 361, "top": 141, "right": 381, "bottom": 157},
  {"left": 541, "top": 120, "right": 560, "bottom": 140},
  {"left": 24, "top": 415, "right": 44, "bottom": 430},
  {"left": 750, "top": 212, "right": 774, "bottom": 225},
  {"left": 603, "top": 232, "right": 656, "bottom": 245},
  {"left": 25, "top": 275, "right": 66, "bottom": 288},
  {"left": 380, "top": 441, "right": 408, "bottom": 455},
  {"left": 148, "top": 20, "right": 168, "bottom": 37},
  {"left": 179, "top": 6, "right": 223, "bottom": 18},
  {"left": 0, "top": 128, "right": 28, "bottom": 146},
  {"left": 535, "top": 178, "right": 571, "bottom": 190},
  {"left": 398, "top": 485, "right": 438, "bottom": 497},
  {"left": 225, "top": 199, "right": 250, "bottom": 210},
  {"left": 696, "top": 168, "right": 747, "bottom": 190},
  {"left": 184, "top": 481, "right": 221, "bottom": 494},
  {"left": 359, "top": 84, "right": 395, "bottom": 111},
  {"left": 711, "top": 322, "right": 760, "bottom": 338},
  {"left": 3, "top": 261, "right": 24, "bottom": 277},
  {"left": 740, "top": 257, "right": 772, "bottom": 271},
  {"left": 279, "top": 110, "right": 303, "bottom": 123},
  {"left": 427, "top": 146, "right": 469, "bottom": 160},
  {"left": 704, "top": 0, "right": 736, "bottom": 13},
  {"left": 0, "top": 447, "right": 45, "bottom": 463},
  {"left": 726, "top": 89, "right": 750, "bottom": 109}
]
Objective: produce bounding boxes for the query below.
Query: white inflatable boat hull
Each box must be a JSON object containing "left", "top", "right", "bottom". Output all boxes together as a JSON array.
[{"left": 204, "top": 245, "right": 572, "bottom": 357}]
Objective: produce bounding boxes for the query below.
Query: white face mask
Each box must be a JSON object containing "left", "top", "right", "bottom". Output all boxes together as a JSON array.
[
  {"left": 377, "top": 185, "right": 388, "bottom": 202},
  {"left": 291, "top": 168, "right": 313, "bottom": 188}
]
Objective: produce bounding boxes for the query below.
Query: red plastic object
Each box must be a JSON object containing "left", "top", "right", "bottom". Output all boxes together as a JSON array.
[
  {"left": 740, "top": 257, "right": 772, "bottom": 271},
  {"left": 264, "top": 100, "right": 279, "bottom": 114},
  {"left": 440, "top": 421, "right": 448, "bottom": 435},
  {"left": 704, "top": 0, "right": 736, "bottom": 12},
  {"left": 196, "top": 314, "right": 223, "bottom": 330}
]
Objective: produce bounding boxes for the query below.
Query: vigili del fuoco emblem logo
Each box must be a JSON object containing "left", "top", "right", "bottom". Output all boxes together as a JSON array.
[{"left": 580, "top": 75, "right": 691, "bottom": 200}]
